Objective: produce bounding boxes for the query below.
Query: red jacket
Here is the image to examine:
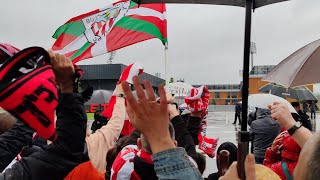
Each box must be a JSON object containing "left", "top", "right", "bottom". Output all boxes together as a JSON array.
[{"left": 263, "top": 132, "right": 301, "bottom": 180}]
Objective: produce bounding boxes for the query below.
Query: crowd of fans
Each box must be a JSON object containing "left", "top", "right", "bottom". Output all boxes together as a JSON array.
[{"left": 0, "top": 47, "right": 319, "bottom": 180}]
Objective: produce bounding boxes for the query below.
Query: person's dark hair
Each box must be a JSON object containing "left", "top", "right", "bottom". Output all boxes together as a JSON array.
[
  {"left": 106, "top": 136, "right": 130, "bottom": 172},
  {"left": 91, "top": 111, "right": 109, "bottom": 133},
  {"left": 216, "top": 142, "right": 238, "bottom": 170},
  {"left": 291, "top": 102, "right": 300, "bottom": 108},
  {"left": 306, "top": 134, "right": 320, "bottom": 180},
  {"left": 195, "top": 152, "right": 206, "bottom": 175}
]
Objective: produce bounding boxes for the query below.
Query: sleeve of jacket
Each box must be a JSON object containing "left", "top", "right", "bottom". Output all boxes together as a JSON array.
[
  {"left": 86, "top": 97, "right": 125, "bottom": 173},
  {"left": 1, "top": 93, "right": 87, "bottom": 180},
  {"left": 263, "top": 147, "right": 278, "bottom": 167},
  {"left": 0, "top": 121, "right": 33, "bottom": 172},
  {"left": 187, "top": 116, "right": 201, "bottom": 145},
  {"left": 171, "top": 115, "right": 197, "bottom": 158},
  {"left": 152, "top": 148, "right": 202, "bottom": 180}
]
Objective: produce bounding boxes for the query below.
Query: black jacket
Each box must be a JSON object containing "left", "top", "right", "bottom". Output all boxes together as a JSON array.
[
  {"left": 186, "top": 116, "right": 202, "bottom": 145},
  {"left": 171, "top": 115, "right": 199, "bottom": 158},
  {"left": 0, "top": 121, "right": 33, "bottom": 171},
  {"left": 0, "top": 93, "right": 87, "bottom": 180}
]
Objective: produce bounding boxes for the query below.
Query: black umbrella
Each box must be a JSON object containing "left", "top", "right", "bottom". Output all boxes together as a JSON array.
[
  {"left": 85, "top": 89, "right": 113, "bottom": 105},
  {"left": 132, "top": 0, "right": 290, "bottom": 178},
  {"left": 259, "top": 83, "right": 318, "bottom": 101}
]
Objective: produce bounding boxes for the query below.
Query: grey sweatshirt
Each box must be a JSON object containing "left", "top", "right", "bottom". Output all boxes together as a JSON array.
[{"left": 250, "top": 108, "right": 281, "bottom": 159}]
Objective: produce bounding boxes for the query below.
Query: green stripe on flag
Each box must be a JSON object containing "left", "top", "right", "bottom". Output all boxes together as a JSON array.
[
  {"left": 53, "top": 21, "right": 86, "bottom": 39},
  {"left": 70, "top": 41, "right": 92, "bottom": 60},
  {"left": 129, "top": 1, "right": 138, "bottom": 8},
  {"left": 115, "top": 16, "right": 167, "bottom": 44}
]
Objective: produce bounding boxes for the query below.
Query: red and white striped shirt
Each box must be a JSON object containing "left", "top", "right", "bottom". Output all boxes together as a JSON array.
[{"left": 111, "top": 145, "right": 198, "bottom": 180}]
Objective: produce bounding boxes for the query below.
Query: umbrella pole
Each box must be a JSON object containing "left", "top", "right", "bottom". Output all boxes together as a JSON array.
[{"left": 238, "top": 0, "right": 253, "bottom": 179}]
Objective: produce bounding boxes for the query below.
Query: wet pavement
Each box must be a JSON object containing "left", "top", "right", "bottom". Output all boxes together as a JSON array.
[{"left": 202, "top": 112, "right": 237, "bottom": 177}]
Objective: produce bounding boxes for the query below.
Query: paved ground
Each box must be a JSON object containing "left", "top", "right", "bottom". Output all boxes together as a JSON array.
[
  {"left": 87, "top": 112, "right": 320, "bottom": 178},
  {"left": 202, "top": 112, "right": 237, "bottom": 177}
]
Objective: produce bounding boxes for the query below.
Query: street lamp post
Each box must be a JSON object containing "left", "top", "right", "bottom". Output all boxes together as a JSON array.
[{"left": 250, "top": 42, "right": 256, "bottom": 70}]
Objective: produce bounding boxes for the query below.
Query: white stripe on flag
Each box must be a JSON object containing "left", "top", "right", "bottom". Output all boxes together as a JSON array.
[
  {"left": 54, "top": 34, "right": 88, "bottom": 55},
  {"left": 126, "top": 7, "right": 166, "bottom": 21}
]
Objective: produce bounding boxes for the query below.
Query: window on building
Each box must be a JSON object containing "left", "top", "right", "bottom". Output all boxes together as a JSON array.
[
  {"left": 227, "top": 92, "right": 231, "bottom": 98},
  {"left": 215, "top": 92, "right": 220, "bottom": 98},
  {"left": 232, "top": 100, "right": 237, "bottom": 105},
  {"left": 232, "top": 92, "right": 237, "bottom": 98}
]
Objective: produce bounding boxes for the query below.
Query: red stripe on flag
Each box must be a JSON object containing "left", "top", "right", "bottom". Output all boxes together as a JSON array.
[
  {"left": 106, "top": 26, "right": 156, "bottom": 52},
  {"left": 130, "top": 3, "right": 166, "bottom": 14},
  {"left": 52, "top": 33, "right": 78, "bottom": 51},
  {"left": 72, "top": 44, "right": 94, "bottom": 63},
  {"left": 64, "top": 50, "right": 78, "bottom": 58}
]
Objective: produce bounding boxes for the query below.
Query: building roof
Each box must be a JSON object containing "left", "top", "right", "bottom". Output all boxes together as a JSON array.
[
  {"left": 79, "top": 64, "right": 164, "bottom": 86},
  {"left": 193, "top": 84, "right": 241, "bottom": 92},
  {"left": 249, "top": 65, "right": 275, "bottom": 77}
]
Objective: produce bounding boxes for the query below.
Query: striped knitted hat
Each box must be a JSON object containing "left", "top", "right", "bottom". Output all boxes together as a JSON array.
[{"left": 0, "top": 47, "right": 58, "bottom": 140}]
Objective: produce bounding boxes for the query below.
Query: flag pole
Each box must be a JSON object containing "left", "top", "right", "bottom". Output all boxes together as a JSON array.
[{"left": 165, "top": 43, "right": 169, "bottom": 85}]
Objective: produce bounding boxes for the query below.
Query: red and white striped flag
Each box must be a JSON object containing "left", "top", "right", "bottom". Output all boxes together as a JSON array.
[
  {"left": 0, "top": 43, "right": 20, "bottom": 57},
  {"left": 0, "top": 43, "right": 20, "bottom": 63},
  {"left": 102, "top": 62, "right": 143, "bottom": 135}
]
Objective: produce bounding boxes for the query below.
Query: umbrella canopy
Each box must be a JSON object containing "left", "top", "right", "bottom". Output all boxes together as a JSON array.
[
  {"left": 263, "top": 39, "right": 320, "bottom": 88},
  {"left": 165, "top": 82, "right": 193, "bottom": 97},
  {"left": 85, "top": 90, "right": 113, "bottom": 105},
  {"left": 248, "top": 94, "right": 297, "bottom": 113},
  {"left": 259, "top": 83, "right": 318, "bottom": 101},
  {"left": 131, "top": 0, "right": 289, "bottom": 8}
]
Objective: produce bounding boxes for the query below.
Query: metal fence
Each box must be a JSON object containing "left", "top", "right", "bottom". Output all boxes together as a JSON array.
[{"left": 208, "top": 105, "right": 235, "bottom": 112}]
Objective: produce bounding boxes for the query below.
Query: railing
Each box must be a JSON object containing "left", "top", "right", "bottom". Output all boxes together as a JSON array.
[{"left": 208, "top": 105, "right": 235, "bottom": 112}]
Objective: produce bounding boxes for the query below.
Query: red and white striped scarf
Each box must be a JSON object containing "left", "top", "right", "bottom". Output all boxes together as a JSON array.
[
  {"left": 0, "top": 43, "right": 20, "bottom": 57},
  {"left": 102, "top": 63, "right": 143, "bottom": 135},
  {"left": 185, "top": 86, "right": 219, "bottom": 158}
]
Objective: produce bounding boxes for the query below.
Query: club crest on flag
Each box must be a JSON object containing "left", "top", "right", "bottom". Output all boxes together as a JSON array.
[
  {"left": 83, "top": 1, "right": 130, "bottom": 44},
  {"left": 53, "top": 0, "right": 167, "bottom": 63}
]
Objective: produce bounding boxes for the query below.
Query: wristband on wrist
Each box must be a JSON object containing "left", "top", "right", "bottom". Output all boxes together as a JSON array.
[{"left": 117, "top": 93, "right": 125, "bottom": 98}]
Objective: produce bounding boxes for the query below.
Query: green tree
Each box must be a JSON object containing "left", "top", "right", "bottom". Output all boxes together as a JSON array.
[
  {"left": 211, "top": 99, "right": 216, "bottom": 105},
  {"left": 169, "top": 77, "right": 174, "bottom": 83}
]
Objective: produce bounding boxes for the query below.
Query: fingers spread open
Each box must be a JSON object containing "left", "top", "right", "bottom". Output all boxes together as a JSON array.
[
  {"left": 144, "top": 80, "right": 156, "bottom": 101},
  {"left": 122, "top": 81, "right": 138, "bottom": 110},
  {"left": 158, "top": 84, "right": 167, "bottom": 112},
  {"left": 133, "top": 76, "right": 147, "bottom": 102}
]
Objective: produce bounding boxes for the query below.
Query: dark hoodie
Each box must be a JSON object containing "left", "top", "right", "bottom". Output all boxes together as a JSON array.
[{"left": 250, "top": 108, "right": 281, "bottom": 159}]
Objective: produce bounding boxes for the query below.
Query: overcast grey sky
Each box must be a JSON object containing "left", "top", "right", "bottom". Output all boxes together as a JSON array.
[{"left": 1, "top": 0, "right": 320, "bottom": 87}]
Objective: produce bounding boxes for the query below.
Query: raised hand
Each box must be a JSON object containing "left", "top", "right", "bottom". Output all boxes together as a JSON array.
[
  {"left": 122, "top": 76, "right": 175, "bottom": 154},
  {"left": 271, "top": 133, "right": 285, "bottom": 152},
  {"left": 268, "top": 102, "right": 295, "bottom": 130},
  {"left": 47, "top": 50, "right": 75, "bottom": 93}
]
